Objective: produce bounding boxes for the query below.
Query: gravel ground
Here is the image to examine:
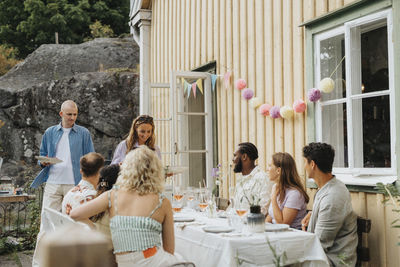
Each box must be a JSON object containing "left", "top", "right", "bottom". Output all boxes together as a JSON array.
[{"left": 0, "top": 251, "right": 33, "bottom": 267}]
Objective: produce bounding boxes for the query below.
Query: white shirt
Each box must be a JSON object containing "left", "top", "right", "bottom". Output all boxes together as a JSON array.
[
  {"left": 47, "top": 128, "right": 75, "bottom": 184},
  {"left": 233, "top": 166, "right": 273, "bottom": 214},
  {"left": 62, "top": 180, "right": 97, "bottom": 215}
]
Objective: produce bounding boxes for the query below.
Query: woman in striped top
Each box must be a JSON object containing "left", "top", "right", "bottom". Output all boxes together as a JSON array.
[{"left": 71, "top": 146, "right": 178, "bottom": 267}]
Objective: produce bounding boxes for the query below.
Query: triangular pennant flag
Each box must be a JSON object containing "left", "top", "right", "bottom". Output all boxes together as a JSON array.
[
  {"left": 186, "top": 82, "right": 191, "bottom": 98},
  {"left": 224, "top": 72, "right": 231, "bottom": 89},
  {"left": 196, "top": 78, "right": 203, "bottom": 95},
  {"left": 211, "top": 74, "right": 217, "bottom": 91},
  {"left": 192, "top": 82, "right": 197, "bottom": 98}
]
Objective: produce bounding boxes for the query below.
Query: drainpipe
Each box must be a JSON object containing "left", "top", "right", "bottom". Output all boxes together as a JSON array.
[{"left": 130, "top": 9, "right": 152, "bottom": 115}]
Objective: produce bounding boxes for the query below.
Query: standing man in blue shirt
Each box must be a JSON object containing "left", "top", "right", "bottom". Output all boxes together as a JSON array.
[{"left": 32, "top": 100, "right": 95, "bottom": 267}]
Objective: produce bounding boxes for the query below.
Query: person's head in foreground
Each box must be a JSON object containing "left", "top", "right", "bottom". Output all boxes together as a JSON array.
[
  {"left": 116, "top": 145, "right": 164, "bottom": 194},
  {"left": 80, "top": 152, "right": 105, "bottom": 181}
]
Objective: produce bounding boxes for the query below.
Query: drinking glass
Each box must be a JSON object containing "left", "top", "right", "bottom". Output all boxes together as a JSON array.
[
  {"left": 234, "top": 201, "right": 249, "bottom": 218},
  {"left": 198, "top": 189, "right": 211, "bottom": 212},
  {"left": 173, "top": 186, "right": 184, "bottom": 202},
  {"left": 172, "top": 200, "right": 183, "bottom": 213}
]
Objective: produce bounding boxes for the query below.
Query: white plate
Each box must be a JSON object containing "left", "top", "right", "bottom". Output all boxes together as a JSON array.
[
  {"left": 203, "top": 226, "right": 234, "bottom": 233},
  {"left": 35, "top": 156, "right": 63, "bottom": 164},
  {"left": 265, "top": 223, "right": 289, "bottom": 232},
  {"left": 174, "top": 216, "right": 195, "bottom": 222}
]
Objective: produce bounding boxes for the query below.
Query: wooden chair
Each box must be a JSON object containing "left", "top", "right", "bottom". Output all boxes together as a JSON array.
[{"left": 356, "top": 216, "right": 371, "bottom": 266}]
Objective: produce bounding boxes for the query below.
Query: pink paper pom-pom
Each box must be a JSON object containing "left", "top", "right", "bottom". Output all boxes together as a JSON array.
[
  {"left": 270, "top": 106, "right": 281, "bottom": 119},
  {"left": 235, "top": 78, "right": 247, "bottom": 90},
  {"left": 293, "top": 99, "right": 307, "bottom": 113},
  {"left": 259, "top": 103, "right": 272, "bottom": 116},
  {"left": 307, "top": 88, "right": 321, "bottom": 102},
  {"left": 241, "top": 88, "right": 254, "bottom": 100}
]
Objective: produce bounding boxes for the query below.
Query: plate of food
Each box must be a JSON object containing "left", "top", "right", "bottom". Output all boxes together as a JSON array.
[
  {"left": 174, "top": 216, "right": 195, "bottom": 223},
  {"left": 265, "top": 223, "right": 289, "bottom": 232},
  {"left": 35, "top": 156, "right": 63, "bottom": 164},
  {"left": 203, "top": 225, "right": 234, "bottom": 233}
]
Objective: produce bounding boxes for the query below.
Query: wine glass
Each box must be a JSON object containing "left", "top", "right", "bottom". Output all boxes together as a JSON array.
[
  {"left": 172, "top": 199, "right": 183, "bottom": 213},
  {"left": 173, "top": 186, "right": 184, "bottom": 202},
  {"left": 234, "top": 201, "right": 249, "bottom": 218},
  {"left": 198, "top": 189, "right": 211, "bottom": 212}
]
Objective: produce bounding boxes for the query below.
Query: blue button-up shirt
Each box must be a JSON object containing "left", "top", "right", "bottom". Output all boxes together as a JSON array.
[{"left": 31, "top": 123, "right": 95, "bottom": 188}]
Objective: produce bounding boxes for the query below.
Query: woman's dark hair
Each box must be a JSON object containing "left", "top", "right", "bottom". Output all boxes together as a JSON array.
[
  {"left": 272, "top": 152, "right": 309, "bottom": 204},
  {"left": 91, "top": 164, "right": 120, "bottom": 222},
  {"left": 302, "top": 142, "right": 335, "bottom": 173},
  {"left": 80, "top": 153, "right": 105, "bottom": 177},
  {"left": 238, "top": 142, "right": 258, "bottom": 161}
]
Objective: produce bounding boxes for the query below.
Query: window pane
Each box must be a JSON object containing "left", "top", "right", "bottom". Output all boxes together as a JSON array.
[
  {"left": 353, "top": 95, "right": 391, "bottom": 168},
  {"left": 321, "top": 103, "right": 348, "bottom": 167},
  {"left": 319, "top": 34, "right": 346, "bottom": 101},
  {"left": 360, "top": 23, "right": 388, "bottom": 95}
]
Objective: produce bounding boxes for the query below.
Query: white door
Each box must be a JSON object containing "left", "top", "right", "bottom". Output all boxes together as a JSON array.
[{"left": 170, "top": 71, "right": 214, "bottom": 189}]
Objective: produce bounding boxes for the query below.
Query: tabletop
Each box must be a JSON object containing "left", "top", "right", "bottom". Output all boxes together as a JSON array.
[{"left": 174, "top": 210, "right": 329, "bottom": 267}]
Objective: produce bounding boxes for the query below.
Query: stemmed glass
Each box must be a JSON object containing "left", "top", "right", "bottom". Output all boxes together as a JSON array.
[
  {"left": 198, "top": 189, "right": 211, "bottom": 212},
  {"left": 173, "top": 186, "right": 184, "bottom": 202},
  {"left": 234, "top": 201, "right": 249, "bottom": 218}
]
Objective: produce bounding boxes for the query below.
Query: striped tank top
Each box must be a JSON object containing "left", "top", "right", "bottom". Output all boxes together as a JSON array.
[{"left": 108, "top": 189, "right": 163, "bottom": 253}]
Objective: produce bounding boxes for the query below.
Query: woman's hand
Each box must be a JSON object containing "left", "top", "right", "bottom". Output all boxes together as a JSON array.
[{"left": 301, "top": 211, "right": 312, "bottom": 231}]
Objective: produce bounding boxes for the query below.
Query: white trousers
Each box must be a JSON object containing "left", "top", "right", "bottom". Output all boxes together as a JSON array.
[
  {"left": 115, "top": 249, "right": 180, "bottom": 267},
  {"left": 32, "top": 183, "right": 74, "bottom": 267}
]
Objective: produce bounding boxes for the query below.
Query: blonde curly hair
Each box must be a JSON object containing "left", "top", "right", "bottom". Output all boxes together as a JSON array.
[{"left": 116, "top": 145, "right": 164, "bottom": 195}]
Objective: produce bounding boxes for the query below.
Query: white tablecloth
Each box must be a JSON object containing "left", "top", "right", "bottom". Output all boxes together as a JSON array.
[{"left": 174, "top": 211, "right": 329, "bottom": 267}]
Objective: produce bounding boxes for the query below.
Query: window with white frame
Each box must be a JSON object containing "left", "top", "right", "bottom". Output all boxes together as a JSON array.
[{"left": 314, "top": 9, "right": 395, "bottom": 182}]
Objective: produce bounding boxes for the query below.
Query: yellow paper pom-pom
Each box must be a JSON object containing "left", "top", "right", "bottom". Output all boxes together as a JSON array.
[
  {"left": 279, "top": 106, "right": 294, "bottom": 119},
  {"left": 249, "top": 97, "right": 262, "bottom": 109},
  {"left": 319, "top": 78, "right": 335, "bottom": 93}
]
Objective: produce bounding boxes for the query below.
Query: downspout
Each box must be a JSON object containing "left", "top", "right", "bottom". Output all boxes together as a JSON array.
[{"left": 129, "top": 9, "right": 152, "bottom": 115}]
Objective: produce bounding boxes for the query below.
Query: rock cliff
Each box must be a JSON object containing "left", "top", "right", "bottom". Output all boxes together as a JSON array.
[{"left": 0, "top": 38, "right": 140, "bottom": 180}]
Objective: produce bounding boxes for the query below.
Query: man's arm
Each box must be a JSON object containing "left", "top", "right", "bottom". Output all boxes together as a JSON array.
[
  {"left": 314, "top": 199, "right": 345, "bottom": 251},
  {"left": 83, "top": 129, "right": 95, "bottom": 154},
  {"left": 38, "top": 130, "right": 50, "bottom": 167}
]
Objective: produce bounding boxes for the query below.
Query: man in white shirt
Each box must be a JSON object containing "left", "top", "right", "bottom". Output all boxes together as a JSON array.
[
  {"left": 232, "top": 142, "right": 273, "bottom": 214},
  {"left": 32, "top": 100, "right": 95, "bottom": 267}
]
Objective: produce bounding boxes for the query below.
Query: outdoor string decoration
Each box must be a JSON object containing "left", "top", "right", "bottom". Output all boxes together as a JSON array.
[
  {"left": 179, "top": 73, "right": 308, "bottom": 120},
  {"left": 307, "top": 55, "right": 345, "bottom": 102}
]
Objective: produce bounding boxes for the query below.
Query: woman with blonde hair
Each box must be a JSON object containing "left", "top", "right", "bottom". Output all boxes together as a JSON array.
[
  {"left": 71, "top": 146, "right": 178, "bottom": 266},
  {"left": 266, "top": 152, "right": 309, "bottom": 229},
  {"left": 111, "top": 115, "right": 161, "bottom": 164}
]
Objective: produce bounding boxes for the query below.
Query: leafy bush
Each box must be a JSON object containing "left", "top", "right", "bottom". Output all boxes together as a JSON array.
[{"left": 0, "top": 46, "right": 20, "bottom": 76}]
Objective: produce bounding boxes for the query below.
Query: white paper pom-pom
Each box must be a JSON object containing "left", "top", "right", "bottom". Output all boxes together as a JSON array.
[
  {"left": 280, "top": 106, "right": 294, "bottom": 119},
  {"left": 319, "top": 78, "right": 335, "bottom": 93},
  {"left": 249, "top": 97, "right": 262, "bottom": 109}
]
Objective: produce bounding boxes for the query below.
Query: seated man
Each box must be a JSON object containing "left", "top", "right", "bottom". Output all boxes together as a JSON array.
[
  {"left": 302, "top": 142, "right": 357, "bottom": 266},
  {"left": 232, "top": 142, "right": 272, "bottom": 214},
  {"left": 62, "top": 152, "right": 104, "bottom": 217}
]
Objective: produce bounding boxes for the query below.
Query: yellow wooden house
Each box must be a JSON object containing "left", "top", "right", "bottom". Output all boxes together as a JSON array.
[{"left": 129, "top": 0, "right": 400, "bottom": 265}]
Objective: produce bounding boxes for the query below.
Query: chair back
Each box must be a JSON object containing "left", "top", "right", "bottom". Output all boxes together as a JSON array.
[{"left": 43, "top": 207, "right": 90, "bottom": 231}]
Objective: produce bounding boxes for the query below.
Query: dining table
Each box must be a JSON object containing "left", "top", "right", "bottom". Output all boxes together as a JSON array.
[{"left": 174, "top": 209, "right": 329, "bottom": 267}]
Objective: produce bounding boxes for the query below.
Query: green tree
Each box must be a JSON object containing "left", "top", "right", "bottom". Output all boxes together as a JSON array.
[{"left": 0, "top": 0, "right": 130, "bottom": 59}]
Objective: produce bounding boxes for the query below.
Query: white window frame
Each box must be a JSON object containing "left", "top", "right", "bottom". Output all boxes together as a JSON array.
[{"left": 314, "top": 9, "right": 396, "bottom": 186}]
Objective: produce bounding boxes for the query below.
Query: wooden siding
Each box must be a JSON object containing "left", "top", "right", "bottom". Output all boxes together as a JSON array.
[{"left": 147, "top": 1, "right": 400, "bottom": 266}]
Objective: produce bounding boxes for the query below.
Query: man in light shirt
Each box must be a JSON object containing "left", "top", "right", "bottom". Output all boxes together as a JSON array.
[
  {"left": 232, "top": 142, "right": 272, "bottom": 215},
  {"left": 31, "top": 100, "right": 95, "bottom": 266},
  {"left": 302, "top": 142, "right": 357, "bottom": 266}
]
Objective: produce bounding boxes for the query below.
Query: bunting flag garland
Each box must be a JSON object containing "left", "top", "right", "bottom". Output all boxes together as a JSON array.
[
  {"left": 186, "top": 82, "right": 192, "bottom": 98},
  {"left": 192, "top": 82, "right": 197, "bottom": 98},
  {"left": 196, "top": 78, "right": 203, "bottom": 95},
  {"left": 211, "top": 74, "right": 217, "bottom": 91},
  {"left": 224, "top": 72, "right": 231, "bottom": 89}
]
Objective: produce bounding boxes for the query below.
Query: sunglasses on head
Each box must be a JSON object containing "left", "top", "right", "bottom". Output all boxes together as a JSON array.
[{"left": 137, "top": 115, "right": 154, "bottom": 123}]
